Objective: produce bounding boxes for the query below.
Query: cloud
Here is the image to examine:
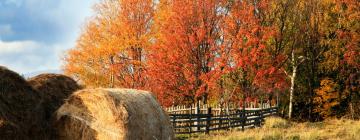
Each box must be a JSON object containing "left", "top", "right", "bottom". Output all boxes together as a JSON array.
[
  {"left": 0, "top": 0, "right": 97, "bottom": 74},
  {"left": 0, "top": 0, "right": 96, "bottom": 43},
  {"left": 0, "top": 40, "right": 38, "bottom": 54},
  {"left": 0, "top": 39, "right": 70, "bottom": 74}
]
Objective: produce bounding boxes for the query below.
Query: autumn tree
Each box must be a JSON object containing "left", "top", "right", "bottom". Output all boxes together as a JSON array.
[
  {"left": 266, "top": 0, "right": 326, "bottom": 119},
  {"left": 313, "top": 78, "right": 345, "bottom": 118},
  {"left": 64, "top": 0, "right": 155, "bottom": 88},
  {"left": 145, "top": 0, "right": 226, "bottom": 106},
  {"left": 62, "top": 0, "right": 358, "bottom": 118},
  {"left": 264, "top": 0, "right": 359, "bottom": 120},
  {"left": 221, "top": 0, "right": 287, "bottom": 109},
  {"left": 319, "top": 0, "right": 360, "bottom": 119}
]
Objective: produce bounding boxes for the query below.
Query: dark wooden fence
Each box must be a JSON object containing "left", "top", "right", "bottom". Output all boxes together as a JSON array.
[{"left": 169, "top": 107, "right": 278, "bottom": 134}]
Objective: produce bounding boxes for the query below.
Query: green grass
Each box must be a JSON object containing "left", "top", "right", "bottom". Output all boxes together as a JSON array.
[{"left": 178, "top": 117, "right": 360, "bottom": 140}]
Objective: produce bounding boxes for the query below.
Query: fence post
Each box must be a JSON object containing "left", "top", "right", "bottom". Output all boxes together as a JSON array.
[
  {"left": 206, "top": 107, "right": 212, "bottom": 134},
  {"left": 254, "top": 110, "right": 258, "bottom": 127},
  {"left": 189, "top": 106, "right": 192, "bottom": 134},
  {"left": 195, "top": 102, "right": 200, "bottom": 131},
  {"left": 259, "top": 109, "right": 264, "bottom": 126},
  {"left": 260, "top": 97, "right": 264, "bottom": 126},
  {"left": 241, "top": 101, "right": 245, "bottom": 131},
  {"left": 172, "top": 115, "right": 176, "bottom": 133},
  {"left": 219, "top": 107, "right": 223, "bottom": 130},
  {"left": 236, "top": 109, "right": 241, "bottom": 129}
]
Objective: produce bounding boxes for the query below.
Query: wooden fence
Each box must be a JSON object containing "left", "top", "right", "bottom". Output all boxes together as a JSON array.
[
  {"left": 167, "top": 105, "right": 278, "bottom": 134},
  {"left": 166, "top": 102, "right": 274, "bottom": 115}
]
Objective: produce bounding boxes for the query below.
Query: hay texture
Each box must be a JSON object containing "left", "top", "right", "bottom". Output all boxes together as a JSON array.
[
  {"left": 53, "top": 88, "right": 174, "bottom": 140},
  {"left": 0, "top": 66, "right": 46, "bottom": 139},
  {"left": 28, "top": 74, "right": 81, "bottom": 120}
]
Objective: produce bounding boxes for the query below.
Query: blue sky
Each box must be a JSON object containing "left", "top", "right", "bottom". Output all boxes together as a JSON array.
[{"left": 0, "top": 0, "right": 98, "bottom": 74}]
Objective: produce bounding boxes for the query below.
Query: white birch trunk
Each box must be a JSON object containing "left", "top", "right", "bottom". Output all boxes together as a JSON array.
[{"left": 289, "top": 50, "right": 297, "bottom": 119}]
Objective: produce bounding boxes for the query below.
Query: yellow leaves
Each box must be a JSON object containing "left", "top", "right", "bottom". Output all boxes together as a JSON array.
[
  {"left": 318, "top": 0, "right": 360, "bottom": 72},
  {"left": 313, "top": 78, "right": 343, "bottom": 118}
]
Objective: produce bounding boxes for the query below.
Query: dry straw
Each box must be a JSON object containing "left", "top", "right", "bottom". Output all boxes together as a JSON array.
[
  {"left": 28, "top": 73, "right": 81, "bottom": 121},
  {"left": 53, "top": 88, "right": 175, "bottom": 140},
  {"left": 0, "top": 66, "right": 47, "bottom": 139}
]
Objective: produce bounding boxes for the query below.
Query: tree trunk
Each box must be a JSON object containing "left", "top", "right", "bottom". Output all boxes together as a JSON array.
[
  {"left": 276, "top": 92, "right": 279, "bottom": 107},
  {"left": 289, "top": 50, "right": 297, "bottom": 119},
  {"left": 349, "top": 92, "right": 354, "bottom": 120},
  {"left": 109, "top": 56, "right": 115, "bottom": 88}
]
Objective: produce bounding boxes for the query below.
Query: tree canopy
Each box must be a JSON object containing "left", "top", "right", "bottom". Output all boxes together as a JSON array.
[{"left": 64, "top": 0, "right": 359, "bottom": 120}]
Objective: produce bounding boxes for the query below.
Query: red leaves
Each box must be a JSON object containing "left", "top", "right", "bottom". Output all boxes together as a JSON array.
[
  {"left": 144, "top": 0, "right": 226, "bottom": 105},
  {"left": 65, "top": 0, "right": 303, "bottom": 106},
  {"left": 220, "top": 0, "right": 287, "bottom": 96}
]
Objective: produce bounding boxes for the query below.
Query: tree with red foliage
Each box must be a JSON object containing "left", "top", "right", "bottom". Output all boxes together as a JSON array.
[
  {"left": 220, "top": 0, "right": 287, "bottom": 107},
  {"left": 145, "top": 0, "right": 225, "bottom": 106},
  {"left": 146, "top": 0, "right": 287, "bottom": 106}
]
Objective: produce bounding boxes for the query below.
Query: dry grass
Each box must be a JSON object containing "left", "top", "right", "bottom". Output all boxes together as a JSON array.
[{"left": 185, "top": 117, "right": 360, "bottom": 140}]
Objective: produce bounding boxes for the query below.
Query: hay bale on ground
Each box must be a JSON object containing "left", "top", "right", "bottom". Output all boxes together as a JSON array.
[
  {"left": 28, "top": 74, "right": 81, "bottom": 120},
  {"left": 0, "top": 66, "right": 47, "bottom": 139},
  {"left": 53, "top": 88, "right": 174, "bottom": 140}
]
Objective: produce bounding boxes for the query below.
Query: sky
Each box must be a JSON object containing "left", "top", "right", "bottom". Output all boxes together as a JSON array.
[{"left": 0, "top": 0, "right": 98, "bottom": 75}]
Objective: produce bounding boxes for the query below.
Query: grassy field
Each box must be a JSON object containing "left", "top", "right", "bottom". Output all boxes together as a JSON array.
[{"left": 178, "top": 117, "right": 360, "bottom": 140}]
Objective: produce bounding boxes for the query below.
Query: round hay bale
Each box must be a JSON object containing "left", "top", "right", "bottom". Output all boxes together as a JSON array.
[
  {"left": 53, "top": 88, "right": 174, "bottom": 140},
  {"left": 0, "top": 66, "right": 46, "bottom": 139},
  {"left": 28, "top": 74, "right": 81, "bottom": 120}
]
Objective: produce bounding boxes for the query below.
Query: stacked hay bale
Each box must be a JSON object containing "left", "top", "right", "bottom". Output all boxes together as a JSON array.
[
  {"left": 0, "top": 66, "right": 47, "bottom": 139},
  {"left": 28, "top": 74, "right": 81, "bottom": 120},
  {"left": 53, "top": 88, "right": 174, "bottom": 140},
  {"left": 0, "top": 66, "right": 173, "bottom": 139}
]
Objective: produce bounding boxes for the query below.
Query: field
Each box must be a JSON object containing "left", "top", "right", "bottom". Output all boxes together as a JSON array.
[{"left": 180, "top": 117, "right": 360, "bottom": 140}]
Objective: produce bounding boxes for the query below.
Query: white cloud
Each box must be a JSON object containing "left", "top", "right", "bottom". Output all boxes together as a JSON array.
[
  {"left": 0, "top": 40, "right": 38, "bottom": 54},
  {"left": 0, "top": 39, "right": 69, "bottom": 74},
  {"left": 0, "top": 0, "right": 98, "bottom": 74}
]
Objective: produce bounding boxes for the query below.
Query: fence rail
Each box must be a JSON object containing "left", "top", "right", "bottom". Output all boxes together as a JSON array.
[{"left": 168, "top": 106, "right": 278, "bottom": 134}]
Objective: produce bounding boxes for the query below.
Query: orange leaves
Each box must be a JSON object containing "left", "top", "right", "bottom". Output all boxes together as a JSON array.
[
  {"left": 63, "top": 0, "right": 154, "bottom": 88},
  {"left": 320, "top": 0, "right": 360, "bottom": 71},
  {"left": 144, "top": 0, "right": 227, "bottom": 105},
  {"left": 313, "top": 78, "right": 345, "bottom": 118},
  {"left": 63, "top": 0, "right": 294, "bottom": 107},
  {"left": 62, "top": 0, "right": 360, "bottom": 108}
]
